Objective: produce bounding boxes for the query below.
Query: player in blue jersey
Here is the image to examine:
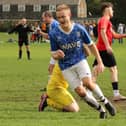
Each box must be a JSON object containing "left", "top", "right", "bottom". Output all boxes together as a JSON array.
[
  {"left": 40, "top": 11, "right": 59, "bottom": 40},
  {"left": 39, "top": 11, "right": 80, "bottom": 113},
  {"left": 40, "top": 11, "right": 59, "bottom": 74},
  {"left": 39, "top": 11, "right": 90, "bottom": 113},
  {"left": 49, "top": 4, "right": 116, "bottom": 118}
]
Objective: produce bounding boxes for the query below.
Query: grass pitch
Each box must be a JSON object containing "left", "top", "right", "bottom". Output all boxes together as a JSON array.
[{"left": 0, "top": 32, "right": 126, "bottom": 126}]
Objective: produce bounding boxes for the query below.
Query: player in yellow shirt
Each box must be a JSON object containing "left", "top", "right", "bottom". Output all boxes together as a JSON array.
[
  {"left": 39, "top": 45, "right": 91, "bottom": 112},
  {"left": 39, "top": 63, "right": 79, "bottom": 112},
  {"left": 39, "top": 10, "right": 79, "bottom": 112}
]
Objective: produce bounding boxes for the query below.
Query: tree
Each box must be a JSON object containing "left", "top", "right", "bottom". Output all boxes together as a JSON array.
[{"left": 87, "top": 0, "right": 126, "bottom": 26}]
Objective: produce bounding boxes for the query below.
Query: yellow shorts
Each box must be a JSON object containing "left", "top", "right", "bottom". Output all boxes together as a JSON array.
[
  {"left": 47, "top": 87, "right": 75, "bottom": 108},
  {"left": 47, "top": 63, "right": 74, "bottom": 108},
  {"left": 47, "top": 63, "right": 68, "bottom": 89}
]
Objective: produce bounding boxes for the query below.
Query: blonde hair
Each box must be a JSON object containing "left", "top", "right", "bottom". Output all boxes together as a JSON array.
[{"left": 56, "top": 4, "right": 71, "bottom": 12}]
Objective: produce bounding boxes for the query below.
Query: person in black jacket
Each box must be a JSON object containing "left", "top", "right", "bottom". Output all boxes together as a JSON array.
[{"left": 8, "top": 18, "right": 33, "bottom": 60}]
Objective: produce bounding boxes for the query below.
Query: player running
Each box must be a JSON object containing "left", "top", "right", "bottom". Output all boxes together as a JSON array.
[
  {"left": 39, "top": 11, "right": 80, "bottom": 113},
  {"left": 40, "top": 4, "right": 116, "bottom": 118},
  {"left": 92, "top": 2, "right": 126, "bottom": 101}
]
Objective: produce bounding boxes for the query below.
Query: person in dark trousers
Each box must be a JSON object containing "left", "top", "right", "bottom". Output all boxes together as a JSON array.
[{"left": 8, "top": 18, "right": 33, "bottom": 60}]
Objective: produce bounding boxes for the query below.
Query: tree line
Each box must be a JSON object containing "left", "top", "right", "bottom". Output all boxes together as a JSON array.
[{"left": 87, "top": 0, "right": 126, "bottom": 27}]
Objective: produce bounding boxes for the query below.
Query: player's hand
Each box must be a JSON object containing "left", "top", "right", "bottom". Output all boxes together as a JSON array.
[
  {"left": 52, "top": 50, "right": 65, "bottom": 60},
  {"left": 106, "top": 46, "right": 113, "bottom": 54},
  {"left": 94, "top": 62, "right": 104, "bottom": 76},
  {"left": 48, "top": 64, "right": 55, "bottom": 75},
  {"left": 55, "top": 50, "right": 65, "bottom": 59}
]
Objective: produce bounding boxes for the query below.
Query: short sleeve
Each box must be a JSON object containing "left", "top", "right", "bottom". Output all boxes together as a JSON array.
[
  {"left": 49, "top": 31, "right": 59, "bottom": 51},
  {"left": 78, "top": 24, "right": 93, "bottom": 45}
]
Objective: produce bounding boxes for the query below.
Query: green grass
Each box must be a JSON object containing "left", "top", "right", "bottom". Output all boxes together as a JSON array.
[{"left": 0, "top": 32, "right": 126, "bottom": 125}]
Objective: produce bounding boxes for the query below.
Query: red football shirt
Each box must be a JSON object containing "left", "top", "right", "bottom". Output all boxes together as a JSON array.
[{"left": 96, "top": 16, "right": 113, "bottom": 51}]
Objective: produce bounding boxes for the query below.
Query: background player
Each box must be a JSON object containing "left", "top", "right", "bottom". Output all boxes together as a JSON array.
[
  {"left": 40, "top": 11, "right": 59, "bottom": 41},
  {"left": 8, "top": 18, "right": 33, "bottom": 60},
  {"left": 92, "top": 2, "right": 126, "bottom": 101},
  {"left": 39, "top": 11, "right": 59, "bottom": 74}
]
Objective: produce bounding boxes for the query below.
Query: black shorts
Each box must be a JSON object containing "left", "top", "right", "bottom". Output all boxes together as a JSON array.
[
  {"left": 93, "top": 50, "right": 117, "bottom": 67},
  {"left": 18, "top": 40, "right": 29, "bottom": 46}
]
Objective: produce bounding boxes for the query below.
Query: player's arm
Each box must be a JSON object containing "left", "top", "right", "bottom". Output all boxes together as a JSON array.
[
  {"left": 100, "top": 28, "right": 113, "bottom": 54},
  {"left": 8, "top": 25, "right": 18, "bottom": 34},
  {"left": 48, "top": 57, "right": 57, "bottom": 75},
  {"left": 83, "top": 44, "right": 91, "bottom": 57},
  {"left": 40, "top": 31, "right": 49, "bottom": 39},
  {"left": 80, "top": 23, "right": 104, "bottom": 74},
  {"left": 88, "top": 43, "right": 104, "bottom": 74},
  {"left": 112, "top": 29, "right": 126, "bottom": 39},
  {"left": 49, "top": 29, "right": 65, "bottom": 60},
  {"left": 27, "top": 26, "right": 34, "bottom": 32}
]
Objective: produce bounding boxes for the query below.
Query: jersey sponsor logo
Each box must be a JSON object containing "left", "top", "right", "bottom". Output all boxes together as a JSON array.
[{"left": 60, "top": 41, "right": 81, "bottom": 50}]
